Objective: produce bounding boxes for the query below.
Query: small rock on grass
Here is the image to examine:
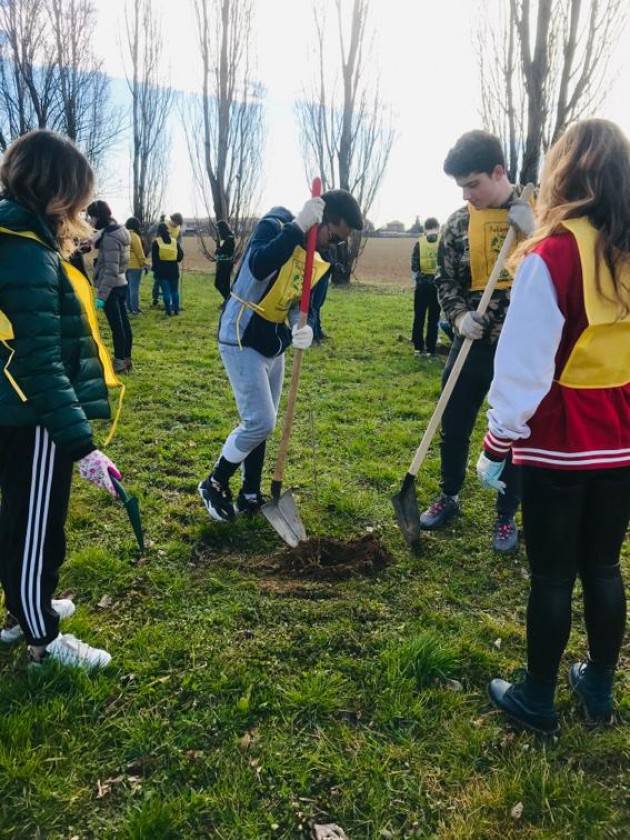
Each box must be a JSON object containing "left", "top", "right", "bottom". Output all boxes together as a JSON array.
[
  {"left": 511, "top": 801, "right": 524, "bottom": 820},
  {"left": 312, "top": 824, "right": 349, "bottom": 840}
]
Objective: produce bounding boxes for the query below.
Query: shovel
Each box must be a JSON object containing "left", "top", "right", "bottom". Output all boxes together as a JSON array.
[
  {"left": 110, "top": 474, "right": 145, "bottom": 552},
  {"left": 392, "top": 185, "right": 534, "bottom": 546},
  {"left": 262, "top": 177, "right": 321, "bottom": 547}
]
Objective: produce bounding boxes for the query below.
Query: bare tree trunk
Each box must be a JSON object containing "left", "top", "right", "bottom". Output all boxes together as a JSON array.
[
  {"left": 124, "top": 0, "right": 173, "bottom": 229},
  {"left": 478, "top": 0, "right": 625, "bottom": 185},
  {"left": 48, "top": 0, "right": 122, "bottom": 171},
  {"left": 296, "top": 0, "right": 394, "bottom": 281},
  {"left": 514, "top": 0, "right": 552, "bottom": 184},
  {"left": 187, "top": 0, "right": 263, "bottom": 256}
]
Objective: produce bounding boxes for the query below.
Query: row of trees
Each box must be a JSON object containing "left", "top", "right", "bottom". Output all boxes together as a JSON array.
[
  {"left": 0, "top": 0, "right": 120, "bottom": 169},
  {"left": 479, "top": 0, "right": 626, "bottom": 184},
  {"left": 0, "top": 0, "right": 625, "bottom": 276}
]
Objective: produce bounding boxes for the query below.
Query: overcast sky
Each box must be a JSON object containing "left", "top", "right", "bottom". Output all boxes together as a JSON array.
[{"left": 97, "top": 0, "right": 630, "bottom": 226}]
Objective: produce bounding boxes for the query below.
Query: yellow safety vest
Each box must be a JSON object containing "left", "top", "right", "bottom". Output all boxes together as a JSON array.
[
  {"left": 233, "top": 245, "right": 330, "bottom": 327},
  {"left": 167, "top": 222, "right": 181, "bottom": 241},
  {"left": 0, "top": 227, "right": 124, "bottom": 445},
  {"left": 157, "top": 236, "right": 178, "bottom": 261},
  {"left": 468, "top": 205, "right": 513, "bottom": 291},
  {"left": 418, "top": 234, "right": 439, "bottom": 275},
  {"left": 558, "top": 217, "right": 630, "bottom": 389}
]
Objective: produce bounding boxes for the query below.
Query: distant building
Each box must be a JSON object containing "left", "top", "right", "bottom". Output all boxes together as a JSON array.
[{"left": 385, "top": 220, "right": 405, "bottom": 232}]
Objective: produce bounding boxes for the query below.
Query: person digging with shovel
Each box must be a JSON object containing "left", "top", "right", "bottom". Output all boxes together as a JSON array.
[
  {"left": 198, "top": 189, "right": 363, "bottom": 523},
  {"left": 421, "top": 130, "right": 534, "bottom": 552}
]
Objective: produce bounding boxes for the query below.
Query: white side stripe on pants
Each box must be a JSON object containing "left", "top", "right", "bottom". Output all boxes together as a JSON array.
[{"left": 20, "top": 427, "right": 56, "bottom": 641}]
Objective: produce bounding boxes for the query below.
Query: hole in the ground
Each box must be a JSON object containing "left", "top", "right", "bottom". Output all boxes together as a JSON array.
[{"left": 254, "top": 533, "right": 394, "bottom": 581}]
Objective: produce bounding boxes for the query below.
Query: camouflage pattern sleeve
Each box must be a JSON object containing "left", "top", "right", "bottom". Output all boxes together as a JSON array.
[{"left": 435, "top": 205, "right": 470, "bottom": 325}]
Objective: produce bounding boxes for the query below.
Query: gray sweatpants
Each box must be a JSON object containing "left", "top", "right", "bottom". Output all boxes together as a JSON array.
[{"left": 219, "top": 344, "right": 285, "bottom": 464}]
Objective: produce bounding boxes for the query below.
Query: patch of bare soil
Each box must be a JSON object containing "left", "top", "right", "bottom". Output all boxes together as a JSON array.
[{"left": 251, "top": 534, "right": 393, "bottom": 582}]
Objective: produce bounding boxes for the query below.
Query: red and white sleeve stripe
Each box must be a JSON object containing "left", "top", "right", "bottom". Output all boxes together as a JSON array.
[{"left": 483, "top": 430, "right": 513, "bottom": 460}]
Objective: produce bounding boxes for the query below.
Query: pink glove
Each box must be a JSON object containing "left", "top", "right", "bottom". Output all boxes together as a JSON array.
[{"left": 78, "top": 450, "right": 121, "bottom": 498}]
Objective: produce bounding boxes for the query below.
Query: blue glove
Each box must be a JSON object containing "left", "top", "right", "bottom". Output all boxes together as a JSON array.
[
  {"left": 476, "top": 452, "right": 506, "bottom": 494},
  {"left": 96, "top": 297, "right": 105, "bottom": 310}
]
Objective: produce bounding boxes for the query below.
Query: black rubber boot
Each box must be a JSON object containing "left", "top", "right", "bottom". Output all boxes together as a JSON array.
[
  {"left": 568, "top": 661, "right": 615, "bottom": 726},
  {"left": 488, "top": 672, "right": 559, "bottom": 735}
]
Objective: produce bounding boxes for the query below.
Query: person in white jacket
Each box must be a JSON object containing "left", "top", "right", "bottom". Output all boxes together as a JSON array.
[{"left": 476, "top": 119, "right": 630, "bottom": 735}]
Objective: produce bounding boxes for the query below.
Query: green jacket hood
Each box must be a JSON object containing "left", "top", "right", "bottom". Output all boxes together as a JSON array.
[{"left": 0, "top": 198, "right": 58, "bottom": 250}]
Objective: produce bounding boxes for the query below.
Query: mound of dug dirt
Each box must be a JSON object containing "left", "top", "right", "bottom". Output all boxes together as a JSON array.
[{"left": 255, "top": 533, "right": 393, "bottom": 582}]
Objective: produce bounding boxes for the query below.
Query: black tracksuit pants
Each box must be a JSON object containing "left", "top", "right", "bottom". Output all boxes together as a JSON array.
[
  {"left": 522, "top": 466, "right": 629, "bottom": 682},
  {"left": 412, "top": 277, "right": 440, "bottom": 353},
  {"left": 0, "top": 426, "right": 73, "bottom": 645},
  {"left": 440, "top": 336, "right": 521, "bottom": 517}
]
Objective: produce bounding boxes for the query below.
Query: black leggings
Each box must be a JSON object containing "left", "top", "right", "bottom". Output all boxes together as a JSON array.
[
  {"left": 105, "top": 286, "right": 133, "bottom": 360},
  {"left": 522, "top": 466, "right": 629, "bottom": 681}
]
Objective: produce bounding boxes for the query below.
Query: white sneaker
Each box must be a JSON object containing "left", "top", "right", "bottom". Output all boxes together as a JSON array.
[
  {"left": 31, "top": 633, "right": 112, "bottom": 670},
  {"left": 1, "top": 599, "right": 76, "bottom": 644}
]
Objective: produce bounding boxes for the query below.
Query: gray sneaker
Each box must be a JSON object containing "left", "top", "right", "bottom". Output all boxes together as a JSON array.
[
  {"left": 492, "top": 516, "right": 519, "bottom": 553},
  {"left": 419, "top": 494, "right": 460, "bottom": 530}
]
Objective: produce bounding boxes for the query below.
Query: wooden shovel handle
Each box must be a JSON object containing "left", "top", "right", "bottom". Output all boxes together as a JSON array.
[
  {"left": 407, "top": 184, "right": 534, "bottom": 477},
  {"left": 271, "top": 177, "right": 322, "bottom": 490}
]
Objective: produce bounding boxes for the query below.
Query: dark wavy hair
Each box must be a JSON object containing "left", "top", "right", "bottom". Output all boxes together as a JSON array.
[{"left": 0, "top": 129, "right": 94, "bottom": 255}]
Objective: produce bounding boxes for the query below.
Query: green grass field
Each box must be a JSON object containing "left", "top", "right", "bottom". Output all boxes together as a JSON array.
[{"left": 0, "top": 273, "right": 628, "bottom": 839}]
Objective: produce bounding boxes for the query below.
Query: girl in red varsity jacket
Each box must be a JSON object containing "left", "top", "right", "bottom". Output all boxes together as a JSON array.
[{"left": 476, "top": 119, "right": 630, "bottom": 735}]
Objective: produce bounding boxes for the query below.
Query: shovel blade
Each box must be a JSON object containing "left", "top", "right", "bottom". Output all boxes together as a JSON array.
[
  {"left": 124, "top": 496, "right": 145, "bottom": 553},
  {"left": 391, "top": 473, "right": 422, "bottom": 547},
  {"left": 261, "top": 489, "right": 307, "bottom": 548}
]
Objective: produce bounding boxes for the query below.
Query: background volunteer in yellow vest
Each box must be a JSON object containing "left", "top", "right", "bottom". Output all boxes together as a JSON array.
[
  {"left": 125, "top": 216, "right": 148, "bottom": 315},
  {"left": 422, "top": 130, "right": 535, "bottom": 553},
  {"left": 151, "top": 222, "right": 184, "bottom": 316},
  {"left": 410, "top": 217, "right": 441, "bottom": 356},
  {"left": 152, "top": 212, "right": 183, "bottom": 306},
  {"left": 199, "top": 190, "right": 363, "bottom": 523},
  {"left": 0, "top": 129, "right": 121, "bottom": 670}
]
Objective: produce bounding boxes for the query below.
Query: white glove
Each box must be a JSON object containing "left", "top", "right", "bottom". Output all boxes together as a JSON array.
[
  {"left": 455, "top": 311, "right": 486, "bottom": 340},
  {"left": 291, "top": 323, "right": 313, "bottom": 350},
  {"left": 294, "top": 197, "right": 325, "bottom": 232},
  {"left": 78, "top": 449, "right": 121, "bottom": 498},
  {"left": 508, "top": 199, "right": 536, "bottom": 237},
  {"left": 476, "top": 452, "right": 506, "bottom": 494}
]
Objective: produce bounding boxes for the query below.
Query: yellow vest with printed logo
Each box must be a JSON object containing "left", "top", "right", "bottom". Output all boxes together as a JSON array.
[
  {"left": 418, "top": 234, "right": 439, "bottom": 275},
  {"left": 468, "top": 205, "right": 513, "bottom": 291},
  {"left": 558, "top": 217, "right": 630, "bottom": 389},
  {"left": 232, "top": 245, "right": 330, "bottom": 325}
]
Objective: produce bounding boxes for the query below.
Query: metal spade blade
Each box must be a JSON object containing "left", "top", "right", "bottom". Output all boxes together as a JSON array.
[
  {"left": 391, "top": 472, "right": 422, "bottom": 547},
  {"left": 261, "top": 488, "right": 307, "bottom": 548}
]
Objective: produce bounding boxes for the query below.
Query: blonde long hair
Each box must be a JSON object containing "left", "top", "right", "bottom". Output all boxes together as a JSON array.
[
  {"left": 0, "top": 130, "right": 94, "bottom": 257},
  {"left": 510, "top": 119, "right": 630, "bottom": 316}
]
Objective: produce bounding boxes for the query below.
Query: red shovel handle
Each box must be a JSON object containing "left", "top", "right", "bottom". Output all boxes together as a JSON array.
[
  {"left": 269, "top": 176, "right": 322, "bottom": 498},
  {"left": 298, "top": 177, "right": 322, "bottom": 324}
]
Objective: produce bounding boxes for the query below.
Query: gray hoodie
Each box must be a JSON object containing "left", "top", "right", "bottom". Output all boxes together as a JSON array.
[{"left": 93, "top": 223, "right": 131, "bottom": 302}]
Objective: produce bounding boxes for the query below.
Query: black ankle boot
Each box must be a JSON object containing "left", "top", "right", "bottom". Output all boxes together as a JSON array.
[
  {"left": 488, "top": 672, "right": 559, "bottom": 735},
  {"left": 569, "top": 661, "right": 615, "bottom": 726}
]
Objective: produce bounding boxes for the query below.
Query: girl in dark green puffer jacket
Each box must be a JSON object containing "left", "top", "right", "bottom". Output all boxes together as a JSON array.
[{"left": 0, "top": 130, "right": 121, "bottom": 671}]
